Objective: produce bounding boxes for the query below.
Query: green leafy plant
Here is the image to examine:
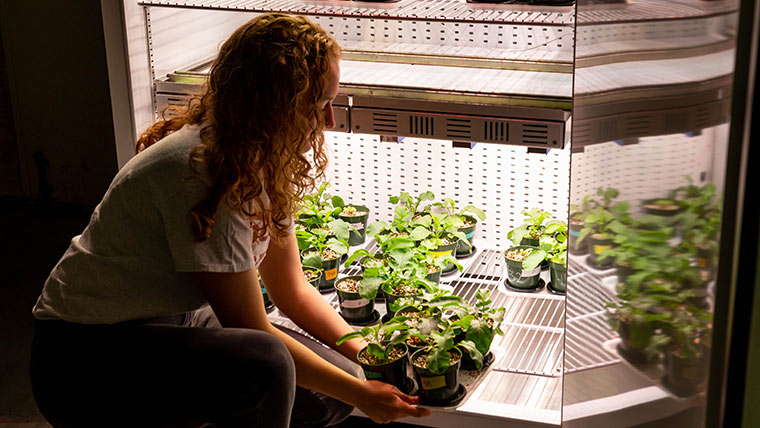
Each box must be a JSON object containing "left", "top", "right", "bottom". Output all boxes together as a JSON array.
[
  {"left": 298, "top": 219, "right": 351, "bottom": 269},
  {"left": 507, "top": 208, "right": 554, "bottom": 245},
  {"left": 415, "top": 212, "right": 469, "bottom": 250},
  {"left": 296, "top": 182, "right": 345, "bottom": 228},
  {"left": 522, "top": 220, "right": 568, "bottom": 269},
  {"left": 577, "top": 188, "right": 630, "bottom": 246},
  {"left": 355, "top": 245, "right": 437, "bottom": 302},
  {"left": 449, "top": 289, "right": 506, "bottom": 356},
  {"left": 416, "top": 324, "right": 483, "bottom": 373},
  {"left": 389, "top": 191, "right": 435, "bottom": 216},
  {"left": 335, "top": 316, "right": 411, "bottom": 362},
  {"left": 433, "top": 197, "right": 486, "bottom": 224}
]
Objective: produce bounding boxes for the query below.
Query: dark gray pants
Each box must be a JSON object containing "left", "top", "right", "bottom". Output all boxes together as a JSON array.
[{"left": 29, "top": 307, "right": 355, "bottom": 428}]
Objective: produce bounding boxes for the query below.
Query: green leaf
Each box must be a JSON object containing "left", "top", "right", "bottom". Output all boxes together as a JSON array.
[
  {"left": 464, "top": 205, "right": 486, "bottom": 221},
  {"left": 458, "top": 340, "right": 484, "bottom": 370},
  {"left": 359, "top": 277, "right": 384, "bottom": 300},
  {"left": 366, "top": 221, "right": 388, "bottom": 238},
  {"left": 326, "top": 239, "right": 349, "bottom": 255},
  {"left": 409, "top": 226, "right": 432, "bottom": 241},
  {"left": 336, "top": 330, "right": 364, "bottom": 346},
  {"left": 331, "top": 196, "right": 345, "bottom": 208},
  {"left": 366, "top": 343, "right": 386, "bottom": 360},
  {"left": 302, "top": 252, "right": 323, "bottom": 270},
  {"left": 344, "top": 249, "right": 370, "bottom": 268},
  {"left": 522, "top": 249, "right": 546, "bottom": 270}
]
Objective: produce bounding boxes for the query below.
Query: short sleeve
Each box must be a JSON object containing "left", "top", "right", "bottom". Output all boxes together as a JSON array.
[{"left": 161, "top": 193, "right": 255, "bottom": 273}]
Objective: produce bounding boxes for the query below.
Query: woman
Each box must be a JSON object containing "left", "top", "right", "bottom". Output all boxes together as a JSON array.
[{"left": 29, "top": 13, "right": 430, "bottom": 428}]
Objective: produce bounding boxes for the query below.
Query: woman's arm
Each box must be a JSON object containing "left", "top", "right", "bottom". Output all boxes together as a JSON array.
[
  {"left": 257, "top": 233, "right": 365, "bottom": 363},
  {"left": 191, "top": 268, "right": 430, "bottom": 423}
]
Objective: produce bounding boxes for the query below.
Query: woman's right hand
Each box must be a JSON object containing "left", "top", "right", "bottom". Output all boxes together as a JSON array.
[{"left": 351, "top": 380, "right": 432, "bottom": 424}]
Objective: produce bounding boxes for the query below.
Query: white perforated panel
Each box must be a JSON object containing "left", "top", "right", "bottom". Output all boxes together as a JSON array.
[
  {"left": 323, "top": 133, "right": 570, "bottom": 249},
  {"left": 310, "top": 16, "right": 574, "bottom": 63},
  {"left": 570, "top": 133, "right": 713, "bottom": 215}
]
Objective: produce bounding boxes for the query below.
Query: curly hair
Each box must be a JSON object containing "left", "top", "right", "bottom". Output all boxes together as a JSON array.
[{"left": 136, "top": 14, "right": 341, "bottom": 242}]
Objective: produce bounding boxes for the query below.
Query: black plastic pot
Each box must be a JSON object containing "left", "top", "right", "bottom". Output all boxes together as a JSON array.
[
  {"left": 426, "top": 268, "right": 442, "bottom": 284},
  {"left": 461, "top": 350, "right": 493, "bottom": 371},
  {"left": 520, "top": 237, "right": 547, "bottom": 269},
  {"left": 616, "top": 321, "right": 655, "bottom": 364},
  {"left": 587, "top": 235, "right": 614, "bottom": 268},
  {"left": 411, "top": 348, "right": 462, "bottom": 404},
  {"left": 549, "top": 261, "right": 567, "bottom": 293},
  {"left": 358, "top": 344, "right": 411, "bottom": 391},
  {"left": 641, "top": 199, "right": 682, "bottom": 217},
  {"left": 302, "top": 248, "right": 341, "bottom": 290},
  {"left": 384, "top": 288, "right": 420, "bottom": 318},
  {"left": 615, "top": 261, "right": 635, "bottom": 284},
  {"left": 335, "top": 276, "right": 375, "bottom": 323},
  {"left": 663, "top": 347, "right": 709, "bottom": 397},
  {"left": 431, "top": 240, "right": 458, "bottom": 273},
  {"left": 339, "top": 205, "right": 370, "bottom": 246},
  {"left": 302, "top": 266, "right": 322, "bottom": 289},
  {"left": 568, "top": 221, "right": 588, "bottom": 255},
  {"left": 504, "top": 246, "right": 542, "bottom": 290},
  {"left": 456, "top": 216, "right": 477, "bottom": 256}
]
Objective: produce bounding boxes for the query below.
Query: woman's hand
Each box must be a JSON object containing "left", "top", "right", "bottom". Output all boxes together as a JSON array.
[{"left": 351, "top": 380, "right": 432, "bottom": 424}]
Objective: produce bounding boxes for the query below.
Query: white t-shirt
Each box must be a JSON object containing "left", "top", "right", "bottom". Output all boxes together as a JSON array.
[{"left": 33, "top": 124, "right": 288, "bottom": 324}]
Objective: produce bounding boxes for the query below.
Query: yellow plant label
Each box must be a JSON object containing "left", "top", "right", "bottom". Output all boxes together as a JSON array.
[
  {"left": 325, "top": 268, "right": 338, "bottom": 280},
  {"left": 697, "top": 257, "right": 708, "bottom": 268},
  {"left": 430, "top": 251, "right": 449, "bottom": 258},
  {"left": 593, "top": 245, "right": 611, "bottom": 255},
  {"left": 420, "top": 375, "right": 446, "bottom": 390}
]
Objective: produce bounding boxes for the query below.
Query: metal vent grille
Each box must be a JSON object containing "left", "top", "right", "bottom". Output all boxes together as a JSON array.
[
  {"left": 694, "top": 106, "right": 711, "bottom": 128},
  {"left": 484, "top": 121, "right": 509, "bottom": 143},
  {"left": 522, "top": 123, "right": 550, "bottom": 145},
  {"left": 372, "top": 112, "right": 398, "bottom": 133},
  {"left": 625, "top": 115, "right": 652, "bottom": 136},
  {"left": 446, "top": 118, "right": 472, "bottom": 140},
  {"left": 410, "top": 115, "right": 435, "bottom": 136}
]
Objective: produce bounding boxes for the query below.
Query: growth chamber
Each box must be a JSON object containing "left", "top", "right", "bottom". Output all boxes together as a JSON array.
[{"left": 115, "top": 0, "right": 757, "bottom": 425}]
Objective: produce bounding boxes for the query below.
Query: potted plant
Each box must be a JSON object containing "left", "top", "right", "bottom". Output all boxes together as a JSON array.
[
  {"left": 577, "top": 196, "right": 629, "bottom": 269},
  {"left": 433, "top": 197, "right": 486, "bottom": 257},
  {"left": 338, "top": 204, "right": 371, "bottom": 246},
  {"left": 503, "top": 246, "right": 544, "bottom": 290},
  {"left": 569, "top": 195, "right": 595, "bottom": 255},
  {"left": 414, "top": 244, "right": 462, "bottom": 284},
  {"left": 535, "top": 220, "right": 568, "bottom": 293},
  {"left": 336, "top": 316, "right": 413, "bottom": 392},
  {"left": 395, "top": 290, "right": 465, "bottom": 355},
  {"left": 657, "top": 302, "right": 712, "bottom": 397},
  {"left": 302, "top": 265, "right": 322, "bottom": 289},
  {"left": 641, "top": 198, "right": 682, "bottom": 217},
  {"left": 606, "top": 291, "right": 670, "bottom": 364},
  {"left": 507, "top": 208, "right": 554, "bottom": 247},
  {"left": 389, "top": 190, "right": 435, "bottom": 219},
  {"left": 415, "top": 212, "right": 470, "bottom": 274},
  {"left": 366, "top": 205, "right": 428, "bottom": 249},
  {"left": 298, "top": 219, "right": 350, "bottom": 291},
  {"left": 334, "top": 275, "right": 377, "bottom": 324},
  {"left": 449, "top": 289, "right": 505, "bottom": 369},
  {"left": 296, "top": 182, "right": 343, "bottom": 227},
  {"left": 410, "top": 325, "right": 482, "bottom": 404},
  {"left": 598, "top": 221, "right": 672, "bottom": 284}
]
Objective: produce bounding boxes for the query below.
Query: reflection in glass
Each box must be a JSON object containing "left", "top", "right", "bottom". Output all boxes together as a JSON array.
[{"left": 563, "top": 0, "right": 738, "bottom": 425}]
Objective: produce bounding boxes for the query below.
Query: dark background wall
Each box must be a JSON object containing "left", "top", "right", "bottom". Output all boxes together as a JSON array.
[
  {"left": 0, "top": 0, "right": 119, "bottom": 205},
  {"left": 0, "top": 0, "right": 116, "bottom": 420}
]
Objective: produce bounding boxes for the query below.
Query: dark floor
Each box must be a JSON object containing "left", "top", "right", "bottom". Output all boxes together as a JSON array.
[{"left": 0, "top": 196, "right": 427, "bottom": 428}]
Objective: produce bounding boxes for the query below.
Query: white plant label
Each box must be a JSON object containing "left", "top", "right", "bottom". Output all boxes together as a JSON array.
[
  {"left": 521, "top": 267, "right": 541, "bottom": 278},
  {"left": 341, "top": 298, "right": 370, "bottom": 309}
]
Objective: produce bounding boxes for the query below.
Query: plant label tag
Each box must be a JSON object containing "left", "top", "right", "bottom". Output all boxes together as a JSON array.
[
  {"left": 350, "top": 223, "right": 365, "bottom": 231},
  {"left": 594, "top": 244, "right": 611, "bottom": 255},
  {"left": 363, "top": 370, "right": 383, "bottom": 380},
  {"left": 697, "top": 257, "right": 708, "bottom": 268},
  {"left": 430, "top": 250, "right": 450, "bottom": 258},
  {"left": 341, "top": 298, "right": 370, "bottom": 309},
  {"left": 420, "top": 375, "right": 446, "bottom": 390},
  {"left": 325, "top": 268, "right": 338, "bottom": 281},
  {"left": 465, "top": 231, "right": 475, "bottom": 239},
  {"left": 521, "top": 267, "right": 540, "bottom": 278}
]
